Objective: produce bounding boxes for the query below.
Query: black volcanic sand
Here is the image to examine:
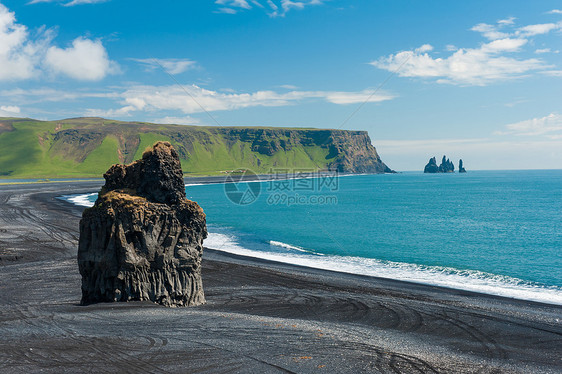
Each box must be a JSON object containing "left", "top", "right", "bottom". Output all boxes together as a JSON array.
[{"left": 0, "top": 182, "right": 561, "bottom": 373}]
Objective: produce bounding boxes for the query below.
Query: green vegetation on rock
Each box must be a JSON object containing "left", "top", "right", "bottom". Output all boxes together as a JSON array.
[{"left": 0, "top": 117, "right": 392, "bottom": 178}]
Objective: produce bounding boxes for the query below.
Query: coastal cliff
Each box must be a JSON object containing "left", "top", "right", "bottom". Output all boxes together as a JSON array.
[
  {"left": 0, "top": 117, "right": 393, "bottom": 177},
  {"left": 78, "top": 142, "right": 207, "bottom": 307}
]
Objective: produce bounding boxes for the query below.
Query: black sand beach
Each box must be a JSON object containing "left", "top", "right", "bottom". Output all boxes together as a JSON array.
[{"left": 0, "top": 181, "right": 561, "bottom": 373}]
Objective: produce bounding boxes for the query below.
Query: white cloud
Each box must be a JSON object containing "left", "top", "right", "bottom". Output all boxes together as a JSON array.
[
  {"left": 498, "top": 17, "right": 516, "bottom": 26},
  {"left": 83, "top": 84, "right": 394, "bottom": 117},
  {"left": 279, "top": 84, "right": 298, "bottom": 89},
  {"left": 535, "top": 48, "right": 552, "bottom": 54},
  {"left": 85, "top": 105, "right": 138, "bottom": 118},
  {"left": 0, "top": 4, "right": 49, "bottom": 80},
  {"left": 64, "top": 0, "right": 109, "bottom": 5},
  {"left": 0, "top": 4, "right": 115, "bottom": 81},
  {"left": 415, "top": 44, "right": 433, "bottom": 53},
  {"left": 371, "top": 14, "right": 562, "bottom": 86},
  {"left": 152, "top": 116, "right": 200, "bottom": 125},
  {"left": 541, "top": 70, "right": 562, "bottom": 76},
  {"left": 215, "top": 0, "right": 251, "bottom": 9},
  {"left": 28, "top": 0, "right": 109, "bottom": 5},
  {"left": 215, "top": 7, "right": 238, "bottom": 14},
  {"left": 131, "top": 58, "right": 196, "bottom": 75},
  {"left": 472, "top": 18, "right": 562, "bottom": 39},
  {"left": 517, "top": 22, "right": 562, "bottom": 37},
  {"left": 0, "top": 85, "right": 393, "bottom": 117},
  {"left": 0, "top": 105, "right": 21, "bottom": 116},
  {"left": 483, "top": 38, "right": 527, "bottom": 52},
  {"left": 370, "top": 38, "right": 544, "bottom": 86},
  {"left": 323, "top": 89, "right": 395, "bottom": 105},
  {"left": 372, "top": 16, "right": 562, "bottom": 86},
  {"left": 498, "top": 113, "right": 562, "bottom": 137},
  {"left": 471, "top": 23, "right": 509, "bottom": 40},
  {"left": 0, "top": 87, "right": 118, "bottom": 102},
  {"left": 547, "top": 9, "right": 562, "bottom": 14},
  {"left": 45, "top": 37, "right": 117, "bottom": 80},
  {"left": 215, "top": 0, "right": 326, "bottom": 17}
]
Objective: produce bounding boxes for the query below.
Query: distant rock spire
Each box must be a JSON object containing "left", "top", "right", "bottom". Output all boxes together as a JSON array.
[
  {"left": 459, "top": 159, "right": 466, "bottom": 173},
  {"left": 423, "top": 155, "right": 455, "bottom": 173},
  {"left": 438, "top": 155, "right": 454, "bottom": 173},
  {"left": 424, "top": 157, "right": 439, "bottom": 173}
]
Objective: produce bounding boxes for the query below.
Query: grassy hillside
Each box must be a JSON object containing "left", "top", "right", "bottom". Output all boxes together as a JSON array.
[{"left": 0, "top": 117, "right": 391, "bottom": 178}]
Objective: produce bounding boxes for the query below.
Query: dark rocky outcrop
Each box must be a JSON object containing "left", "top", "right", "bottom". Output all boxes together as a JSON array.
[
  {"left": 459, "top": 159, "right": 466, "bottom": 173},
  {"left": 325, "top": 130, "right": 394, "bottom": 173},
  {"left": 424, "top": 157, "right": 439, "bottom": 173},
  {"left": 78, "top": 141, "right": 207, "bottom": 307},
  {"left": 438, "top": 156, "right": 454, "bottom": 173},
  {"left": 424, "top": 155, "right": 455, "bottom": 173}
]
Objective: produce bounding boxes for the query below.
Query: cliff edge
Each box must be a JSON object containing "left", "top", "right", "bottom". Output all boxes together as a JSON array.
[{"left": 0, "top": 117, "right": 393, "bottom": 177}]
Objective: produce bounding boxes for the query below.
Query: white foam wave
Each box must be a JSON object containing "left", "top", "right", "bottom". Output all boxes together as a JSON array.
[
  {"left": 206, "top": 232, "right": 562, "bottom": 306},
  {"left": 269, "top": 240, "right": 308, "bottom": 252},
  {"left": 60, "top": 192, "right": 97, "bottom": 207},
  {"left": 61, "top": 193, "right": 562, "bottom": 305},
  {"left": 269, "top": 240, "right": 325, "bottom": 255}
]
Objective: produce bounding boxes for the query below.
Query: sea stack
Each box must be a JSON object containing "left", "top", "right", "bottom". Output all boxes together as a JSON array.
[
  {"left": 438, "top": 156, "right": 454, "bottom": 173},
  {"left": 424, "top": 157, "right": 439, "bottom": 173},
  {"left": 78, "top": 142, "right": 207, "bottom": 307},
  {"left": 459, "top": 159, "right": 466, "bottom": 173},
  {"left": 424, "top": 155, "right": 455, "bottom": 173}
]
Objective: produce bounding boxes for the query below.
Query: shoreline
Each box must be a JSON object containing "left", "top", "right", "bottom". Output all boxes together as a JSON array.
[
  {"left": 31, "top": 185, "right": 562, "bottom": 309},
  {"left": 1, "top": 182, "right": 561, "bottom": 372},
  {"left": 58, "top": 177, "right": 562, "bottom": 307}
]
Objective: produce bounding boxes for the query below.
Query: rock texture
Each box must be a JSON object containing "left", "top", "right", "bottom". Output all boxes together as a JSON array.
[
  {"left": 424, "top": 157, "right": 439, "bottom": 173},
  {"left": 325, "top": 130, "right": 394, "bottom": 173},
  {"left": 438, "top": 156, "right": 455, "bottom": 173},
  {"left": 459, "top": 159, "right": 466, "bottom": 173},
  {"left": 424, "top": 155, "right": 455, "bottom": 173},
  {"left": 78, "top": 141, "right": 207, "bottom": 307}
]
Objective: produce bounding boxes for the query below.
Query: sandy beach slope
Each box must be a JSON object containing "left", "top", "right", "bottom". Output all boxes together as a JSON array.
[{"left": 0, "top": 181, "right": 561, "bottom": 373}]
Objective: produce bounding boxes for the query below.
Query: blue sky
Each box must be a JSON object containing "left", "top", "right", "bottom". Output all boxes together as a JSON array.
[{"left": 0, "top": 0, "right": 561, "bottom": 170}]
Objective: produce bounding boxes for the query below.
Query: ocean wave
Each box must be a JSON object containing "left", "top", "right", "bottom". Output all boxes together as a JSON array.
[
  {"left": 59, "top": 192, "right": 97, "bottom": 207},
  {"left": 269, "top": 240, "right": 325, "bottom": 255},
  {"left": 205, "top": 232, "right": 562, "bottom": 306},
  {"left": 61, "top": 192, "right": 562, "bottom": 305}
]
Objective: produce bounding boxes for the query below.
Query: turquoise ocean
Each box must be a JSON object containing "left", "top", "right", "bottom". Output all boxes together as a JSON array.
[{"left": 67, "top": 170, "right": 562, "bottom": 305}]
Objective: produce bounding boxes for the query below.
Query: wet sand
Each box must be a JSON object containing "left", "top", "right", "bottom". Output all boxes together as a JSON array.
[{"left": 0, "top": 181, "right": 561, "bottom": 373}]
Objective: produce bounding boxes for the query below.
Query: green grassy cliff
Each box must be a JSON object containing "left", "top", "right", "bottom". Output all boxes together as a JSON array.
[{"left": 0, "top": 117, "right": 392, "bottom": 178}]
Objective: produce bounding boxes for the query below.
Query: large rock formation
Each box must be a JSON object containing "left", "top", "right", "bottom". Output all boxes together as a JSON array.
[
  {"left": 78, "top": 141, "right": 207, "bottom": 307},
  {"left": 424, "top": 155, "right": 455, "bottom": 173}
]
